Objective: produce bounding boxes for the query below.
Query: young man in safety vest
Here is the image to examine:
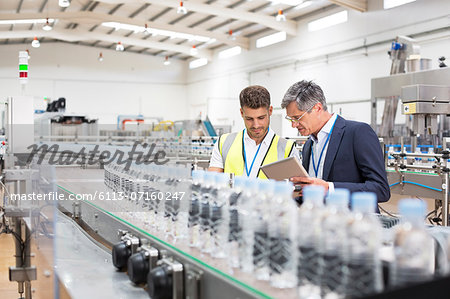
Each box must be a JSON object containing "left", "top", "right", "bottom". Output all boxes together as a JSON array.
[{"left": 208, "top": 85, "right": 300, "bottom": 179}]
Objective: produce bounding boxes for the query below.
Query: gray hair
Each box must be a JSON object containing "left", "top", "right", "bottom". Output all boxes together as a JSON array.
[{"left": 281, "top": 80, "right": 328, "bottom": 111}]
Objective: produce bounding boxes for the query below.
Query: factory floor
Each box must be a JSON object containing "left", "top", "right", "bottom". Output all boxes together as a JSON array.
[{"left": 0, "top": 233, "right": 70, "bottom": 299}]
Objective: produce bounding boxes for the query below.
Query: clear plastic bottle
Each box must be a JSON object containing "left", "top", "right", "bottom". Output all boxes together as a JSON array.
[
  {"left": 238, "top": 178, "right": 258, "bottom": 273},
  {"left": 321, "top": 188, "right": 350, "bottom": 299},
  {"left": 253, "top": 179, "right": 275, "bottom": 280},
  {"left": 347, "top": 192, "right": 383, "bottom": 297},
  {"left": 200, "top": 172, "right": 215, "bottom": 254},
  {"left": 427, "top": 147, "right": 436, "bottom": 171},
  {"left": 210, "top": 173, "right": 231, "bottom": 259},
  {"left": 390, "top": 199, "right": 434, "bottom": 287},
  {"left": 228, "top": 176, "right": 245, "bottom": 269},
  {"left": 172, "top": 167, "right": 191, "bottom": 244},
  {"left": 414, "top": 147, "right": 422, "bottom": 164},
  {"left": 156, "top": 166, "right": 169, "bottom": 233},
  {"left": 269, "top": 181, "right": 297, "bottom": 288},
  {"left": 189, "top": 170, "right": 203, "bottom": 247},
  {"left": 297, "top": 185, "right": 325, "bottom": 299},
  {"left": 387, "top": 146, "right": 395, "bottom": 168}
]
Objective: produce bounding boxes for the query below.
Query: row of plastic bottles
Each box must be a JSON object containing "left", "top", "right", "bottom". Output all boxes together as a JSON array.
[
  {"left": 104, "top": 164, "right": 438, "bottom": 298},
  {"left": 387, "top": 146, "right": 439, "bottom": 169}
]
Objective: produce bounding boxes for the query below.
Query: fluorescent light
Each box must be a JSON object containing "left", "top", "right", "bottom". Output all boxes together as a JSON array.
[
  {"left": 218, "top": 46, "right": 242, "bottom": 59},
  {"left": 101, "top": 22, "right": 211, "bottom": 43},
  {"left": 294, "top": 1, "right": 312, "bottom": 10},
  {"left": 384, "top": 0, "right": 416, "bottom": 9},
  {"left": 256, "top": 31, "right": 286, "bottom": 48},
  {"left": 0, "top": 19, "right": 55, "bottom": 25},
  {"left": 270, "top": 0, "right": 304, "bottom": 5},
  {"left": 308, "top": 10, "right": 348, "bottom": 32},
  {"left": 189, "top": 58, "right": 208, "bottom": 69}
]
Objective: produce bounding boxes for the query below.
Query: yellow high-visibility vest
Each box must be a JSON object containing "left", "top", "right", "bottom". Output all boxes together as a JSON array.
[{"left": 219, "top": 130, "right": 295, "bottom": 179}]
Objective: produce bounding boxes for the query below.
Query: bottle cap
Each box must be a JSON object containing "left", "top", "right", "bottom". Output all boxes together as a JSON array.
[
  {"left": 327, "top": 188, "right": 350, "bottom": 207},
  {"left": 303, "top": 185, "right": 325, "bottom": 205},
  {"left": 274, "top": 181, "right": 293, "bottom": 195},
  {"left": 398, "top": 198, "right": 426, "bottom": 219},
  {"left": 351, "top": 192, "right": 377, "bottom": 213},
  {"left": 258, "top": 179, "right": 275, "bottom": 193}
]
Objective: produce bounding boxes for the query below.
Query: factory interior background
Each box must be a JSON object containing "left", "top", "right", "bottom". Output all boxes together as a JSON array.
[{"left": 0, "top": 0, "right": 450, "bottom": 298}]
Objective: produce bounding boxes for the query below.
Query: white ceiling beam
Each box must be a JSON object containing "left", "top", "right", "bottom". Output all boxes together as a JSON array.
[
  {"left": 0, "top": 29, "right": 213, "bottom": 60},
  {"left": 95, "top": 0, "right": 297, "bottom": 35},
  {"left": 328, "top": 0, "right": 367, "bottom": 12},
  {"left": 0, "top": 11, "right": 249, "bottom": 49}
]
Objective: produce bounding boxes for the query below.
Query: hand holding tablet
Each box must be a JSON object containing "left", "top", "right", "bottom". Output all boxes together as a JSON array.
[{"left": 260, "top": 156, "right": 309, "bottom": 181}]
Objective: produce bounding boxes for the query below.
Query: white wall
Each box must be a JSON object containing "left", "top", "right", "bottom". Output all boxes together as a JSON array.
[
  {"left": 186, "top": 0, "right": 450, "bottom": 137},
  {"left": 0, "top": 43, "right": 188, "bottom": 124}
]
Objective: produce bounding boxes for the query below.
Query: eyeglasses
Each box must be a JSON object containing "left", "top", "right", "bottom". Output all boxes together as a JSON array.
[{"left": 285, "top": 103, "right": 316, "bottom": 123}]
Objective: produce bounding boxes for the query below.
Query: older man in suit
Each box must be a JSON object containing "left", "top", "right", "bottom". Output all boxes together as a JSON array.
[{"left": 282, "top": 80, "right": 390, "bottom": 203}]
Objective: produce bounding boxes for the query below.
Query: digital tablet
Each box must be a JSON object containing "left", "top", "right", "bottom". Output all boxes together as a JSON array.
[{"left": 260, "top": 156, "right": 309, "bottom": 181}]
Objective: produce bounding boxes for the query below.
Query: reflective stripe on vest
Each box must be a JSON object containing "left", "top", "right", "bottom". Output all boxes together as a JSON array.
[{"left": 219, "top": 130, "right": 295, "bottom": 179}]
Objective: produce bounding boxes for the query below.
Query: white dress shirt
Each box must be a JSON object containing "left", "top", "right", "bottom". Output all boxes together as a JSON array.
[
  {"left": 209, "top": 128, "right": 300, "bottom": 178},
  {"left": 308, "top": 113, "right": 338, "bottom": 192}
]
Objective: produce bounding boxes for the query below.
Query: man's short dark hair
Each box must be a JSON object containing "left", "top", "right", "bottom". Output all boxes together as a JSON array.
[{"left": 239, "top": 85, "right": 271, "bottom": 109}]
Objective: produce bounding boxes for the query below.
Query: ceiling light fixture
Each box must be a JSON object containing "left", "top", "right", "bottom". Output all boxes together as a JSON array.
[
  {"left": 31, "top": 37, "right": 40, "bottom": 48},
  {"left": 163, "top": 56, "right": 171, "bottom": 66},
  {"left": 228, "top": 29, "right": 236, "bottom": 40},
  {"left": 59, "top": 0, "right": 71, "bottom": 8},
  {"left": 276, "top": 10, "right": 286, "bottom": 22},
  {"left": 98, "top": 52, "right": 104, "bottom": 62},
  {"left": 190, "top": 45, "right": 198, "bottom": 56},
  {"left": 144, "top": 23, "right": 151, "bottom": 35},
  {"left": 177, "top": 1, "right": 187, "bottom": 14},
  {"left": 116, "top": 41, "right": 124, "bottom": 51},
  {"left": 42, "top": 18, "right": 53, "bottom": 31}
]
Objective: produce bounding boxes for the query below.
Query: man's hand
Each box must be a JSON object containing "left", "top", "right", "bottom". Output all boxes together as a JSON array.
[{"left": 289, "top": 176, "right": 329, "bottom": 191}]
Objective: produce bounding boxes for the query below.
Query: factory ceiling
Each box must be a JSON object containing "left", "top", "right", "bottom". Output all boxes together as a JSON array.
[{"left": 0, "top": 0, "right": 367, "bottom": 61}]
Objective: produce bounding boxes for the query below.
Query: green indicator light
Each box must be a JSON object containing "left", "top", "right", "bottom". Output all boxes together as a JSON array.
[{"left": 19, "top": 64, "right": 28, "bottom": 71}]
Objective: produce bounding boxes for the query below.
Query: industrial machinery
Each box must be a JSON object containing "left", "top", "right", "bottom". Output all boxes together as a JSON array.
[{"left": 372, "top": 35, "right": 450, "bottom": 226}]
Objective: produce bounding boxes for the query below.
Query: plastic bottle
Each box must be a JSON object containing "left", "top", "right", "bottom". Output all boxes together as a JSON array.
[
  {"left": 189, "top": 170, "right": 203, "bottom": 247},
  {"left": 238, "top": 178, "right": 259, "bottom": 273},
  {"left": 390, "top": 199, "right": 434, "bottom": 287},
  {"left": 253, "top": 179, "right": 275, "bottom": 280},
  {"left": 347, "top": 192, "right": 383, "bottom": 297},
  {"left": 321, "top": 188, "right": 350, "bottom": 299},
  {"left": 210, "top": 172, "right": 231, "bottom": 259},
  {"left": 156, "top": 166, "right": 169, "bottom": 233},
  {"left": 427, "top": 147, "right": 436, "bottom": 171},
  {"left": 228, "top": 176, "right": 245, "bottom": 269},
  {"left": 387, "top": 146, "right": 395, "bottom": 168},
  {"left": 199, "top": 172, "right": 214, "bottom": 253},
  {"left": 297, "top": 185, "right": 325, "bottom": 299},
  {"left": 172, "top": 167, "right": 191, "bottom": 244},
  {"left": 269, "top": 181, "right": 297, "bottom": 288}
]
